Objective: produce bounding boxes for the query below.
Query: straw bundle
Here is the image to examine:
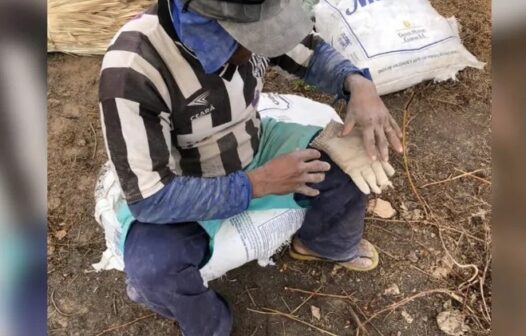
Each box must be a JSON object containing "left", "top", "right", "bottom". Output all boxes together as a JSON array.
[{"left": 48, "top": 0, "right": 155, "bottom": 55}]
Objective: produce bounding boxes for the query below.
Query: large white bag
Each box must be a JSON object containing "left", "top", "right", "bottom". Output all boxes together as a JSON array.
[
  {"left": 93, "top": 93, "right": 342, "bottom": 284},
  {"left": 314, "top": 0, "right": 485, "bottom": 95}
]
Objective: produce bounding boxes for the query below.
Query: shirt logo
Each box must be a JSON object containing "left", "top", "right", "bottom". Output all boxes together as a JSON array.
[
  {"left": 188, "top": 91, "right": 216, "bottom": 120},
  {"left": 190, "top": 105, "right": 216, "bottom": 120},
  {"left": 188, "top": 91, "right": 210, "bottom": 107}
]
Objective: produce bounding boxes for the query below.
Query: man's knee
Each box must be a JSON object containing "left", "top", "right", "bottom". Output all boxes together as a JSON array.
[
  {"left": 320, "top": 150, "right": 367, "bottom": 205},
  {"left": 123, "top": 221, "right": 209, "bottom": 289}
]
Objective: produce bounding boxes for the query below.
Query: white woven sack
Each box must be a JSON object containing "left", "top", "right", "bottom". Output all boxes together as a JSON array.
[
  {"left": 92, "top": 94, "right": 342, "bottom": 283},
  {"left": 314, "top": 0, "right": 485, "bottom": 95}
]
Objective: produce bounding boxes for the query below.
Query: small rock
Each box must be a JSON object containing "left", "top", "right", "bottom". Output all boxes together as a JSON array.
[
  {"left": 368, "top": 198, "right": 396, "bottom": 219},
  {"left": 436, "top": 310, "right": 470, "bottom": 336},
  {"left": 311, "top": 305, "right": 321, "bottom": 320},
  {"left": 411, "top": 209, "right": 424, "bottom": 220},
  {"left": 400, "top": 202, "right": 424, "bottom": 220},
  {"left": 48, "top": 197, "right": 62, "bottom": 211},
  {"left": 443, "top": 300, "right": 453, "bottom": 310},
  {"left": 47, "top": 244, "right": 55, "bottom": 256},
  {"left": 54, "top": 230, "right": 67, "bottom": 241},
  {"left": 384, "top": 283, "right": 401, "bottom": 296},
  {"left": 320, "top": 272, "right": 327, "bottom": 284},
  {"left": 407, "top": 250, "right": 418, "bottom": 263},
  {"left": 48, "top": 98, "right": 60, "bottom": 106},
  {"left": 432, "top": 255, "right": 454, "bottom": 279},
  {"left": 401, "top": 310, "right": 414, "bottom": 324},
  {"left": 331, "top": 264, "right": 343, "bottom": 276}
]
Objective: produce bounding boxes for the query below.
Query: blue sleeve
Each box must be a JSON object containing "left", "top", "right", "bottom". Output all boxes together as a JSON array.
[
  {"left": 128, "top": 171, "right": 252, "bottom": 224},
  {"left": 304, "top": 40, "right": 372, "bottom": 100}
]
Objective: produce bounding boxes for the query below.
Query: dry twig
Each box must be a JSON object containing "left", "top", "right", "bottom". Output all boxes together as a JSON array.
[
  {"left": 280, "top": 296, "right": 293, "bottom": 313},
  {"left": 479, "top": 255, "right": 492, "bottom": 323},
  {"left": 285, "top": 287, "right": 353, "bottom": 301},
  {"left": 371, "top": 243, "right": 398, "bottom": 260},
  {"left": 420, "top": 168, "right": 485, "bottom": 188},
  {"left": 94, "top": 313, "right": 155, "bottom": 336},
  {"left": 245, "top": 286, "right": 257, "bottom": 307},
  {"left": 401, "top": 92, "right": 480, "bottom": 291},
  {"left": 363, "top": 289, "right": 463, "bottom": 325},
  {"left": 89, "top": 121, "right": 98, "bottom": 160},
  {"left": 348, "top": 304, "right": 369, "bottom": 336},
  {"left": 289, "top": 284, "right": 324, "bottom": 315},
  {"left": 248, "top": 307, "right": 338, "bottom": 336},
  {"left": 454, "top": 168, "right": 491, "bottom": 185},
  {"left": 50, "top": 289, "right": 81, "bottom": 317},
  {"left": 367, "top": 217, "right": 486, "bottom": 243}
]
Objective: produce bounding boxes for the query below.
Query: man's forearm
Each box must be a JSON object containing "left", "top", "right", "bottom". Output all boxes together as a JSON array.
[
  {"left": 344, "top": 73, "right": 378, "bottom": 97},
  {"left": 304, "top": 41, "right": 372, "bottom": 99},
  {"left": 128, "top": 171, "right": 252, "bottom": 224}
]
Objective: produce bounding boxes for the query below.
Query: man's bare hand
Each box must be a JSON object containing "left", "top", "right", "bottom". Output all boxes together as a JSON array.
[
  {"left": 342, "top": 74, "right": 403, "bottom": 161},
  {"left": 246, "top": 149, "right": 331, "bottom": 198}
]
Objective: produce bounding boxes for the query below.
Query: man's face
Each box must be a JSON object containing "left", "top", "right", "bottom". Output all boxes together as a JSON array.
[{"left": 228, "top": 45, "right": 252, "bottom": 65}]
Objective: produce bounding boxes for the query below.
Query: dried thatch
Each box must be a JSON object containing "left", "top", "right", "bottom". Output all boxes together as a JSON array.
[{"left": 48, "top": 0, "right": 155, "bottom": 55}]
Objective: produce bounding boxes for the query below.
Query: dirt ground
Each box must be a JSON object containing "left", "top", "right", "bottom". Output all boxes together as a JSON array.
[{"left": 47, "top": 1, "right": 492, "bottom": 335}]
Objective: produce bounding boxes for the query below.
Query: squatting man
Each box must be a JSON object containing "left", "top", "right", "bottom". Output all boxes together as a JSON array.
[{"left": 99, "top": 0, "right": 403, "bottom": 334}]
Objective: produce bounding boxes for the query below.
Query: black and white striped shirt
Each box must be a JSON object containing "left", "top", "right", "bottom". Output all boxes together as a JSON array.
[{"left": 99, "top": 0, "right": 329, "bottom": 202}]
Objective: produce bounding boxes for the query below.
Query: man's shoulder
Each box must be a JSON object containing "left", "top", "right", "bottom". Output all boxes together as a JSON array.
[{"left": 108, "top": 8, "right": 162, "bottom": 51}]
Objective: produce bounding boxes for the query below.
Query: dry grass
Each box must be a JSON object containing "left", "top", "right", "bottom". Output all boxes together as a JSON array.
[{"left": 48, "top": 0, "right": 154, "bottom": 54}]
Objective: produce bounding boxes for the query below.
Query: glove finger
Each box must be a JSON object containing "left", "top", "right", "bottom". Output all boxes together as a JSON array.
[
  {"left": 362, "top": 167, "right": 382, "bottom": 194},
  {"left": 372, "top": 161, "right": 390, "bottom": 187},
  {"left": 381, "top": 161, "right": 396, "bottom": 177},
  {"left": 348, "top": 168, "right": 371, "bottom": 194}
]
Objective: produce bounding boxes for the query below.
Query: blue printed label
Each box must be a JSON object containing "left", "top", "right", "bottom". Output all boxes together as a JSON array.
[{"left": 345, "top": 0, "right": 381, "bottom": 16}]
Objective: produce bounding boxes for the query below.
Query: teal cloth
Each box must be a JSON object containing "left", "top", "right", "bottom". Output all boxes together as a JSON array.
[
  {"left": 198, "top": 118, "right": 321, "bottom": 247},
  {"left": 117, "top": 199, "right": 136, "bottom": 252},
  {"left": 116, "top": 118, "right": 321, "bottom": 252}
]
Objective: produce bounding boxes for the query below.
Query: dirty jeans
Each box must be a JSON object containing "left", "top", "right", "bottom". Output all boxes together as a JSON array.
[{"left": 123, "top": 150, "right": 367, "bottom": 336}]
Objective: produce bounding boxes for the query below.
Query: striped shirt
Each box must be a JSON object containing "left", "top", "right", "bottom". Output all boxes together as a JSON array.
[{"left": 99, "top": 0, "right": 331, "bottom": 203}]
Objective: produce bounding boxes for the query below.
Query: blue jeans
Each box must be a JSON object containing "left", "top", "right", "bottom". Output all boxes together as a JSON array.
[{"left": 123, "top": 151, "right": 366, "bottom": 336}]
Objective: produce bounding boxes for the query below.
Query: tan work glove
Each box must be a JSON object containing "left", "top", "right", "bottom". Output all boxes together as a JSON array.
[{"left": 311, "top": 120, "right": 395, "bottom": 194}]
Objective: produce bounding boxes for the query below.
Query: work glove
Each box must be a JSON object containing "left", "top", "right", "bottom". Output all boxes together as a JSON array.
[{"left": 311, "top": 120, "right": 395, "bottom": 194}]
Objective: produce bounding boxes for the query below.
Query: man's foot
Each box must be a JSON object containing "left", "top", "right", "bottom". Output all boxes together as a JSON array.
[{"left": 289, "top": 237, "right": 379, "bottom": 272}]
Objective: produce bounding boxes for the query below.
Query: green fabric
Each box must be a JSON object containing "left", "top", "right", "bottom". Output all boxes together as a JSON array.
[
  {"left": 117, "top": 199, "right": 135, "bottom": 252},
  {"left": 198, "top": 118, "right": 321, "bottom": 244},
  {"left": 116, "top": 118, "right": 321, "bottom": 253}
]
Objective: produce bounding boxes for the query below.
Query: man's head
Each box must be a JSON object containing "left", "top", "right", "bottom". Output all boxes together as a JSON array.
[{"left": 185, "top": 0, "right": 313, "bottom": 58}]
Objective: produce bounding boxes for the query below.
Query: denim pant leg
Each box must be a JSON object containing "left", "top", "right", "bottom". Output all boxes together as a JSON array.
[
  {"left": 123, "top": 221, "right": 232, "bottom": 336},
  {"left": 295, "top": 149, "right": 367, "bottom": 261}
]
